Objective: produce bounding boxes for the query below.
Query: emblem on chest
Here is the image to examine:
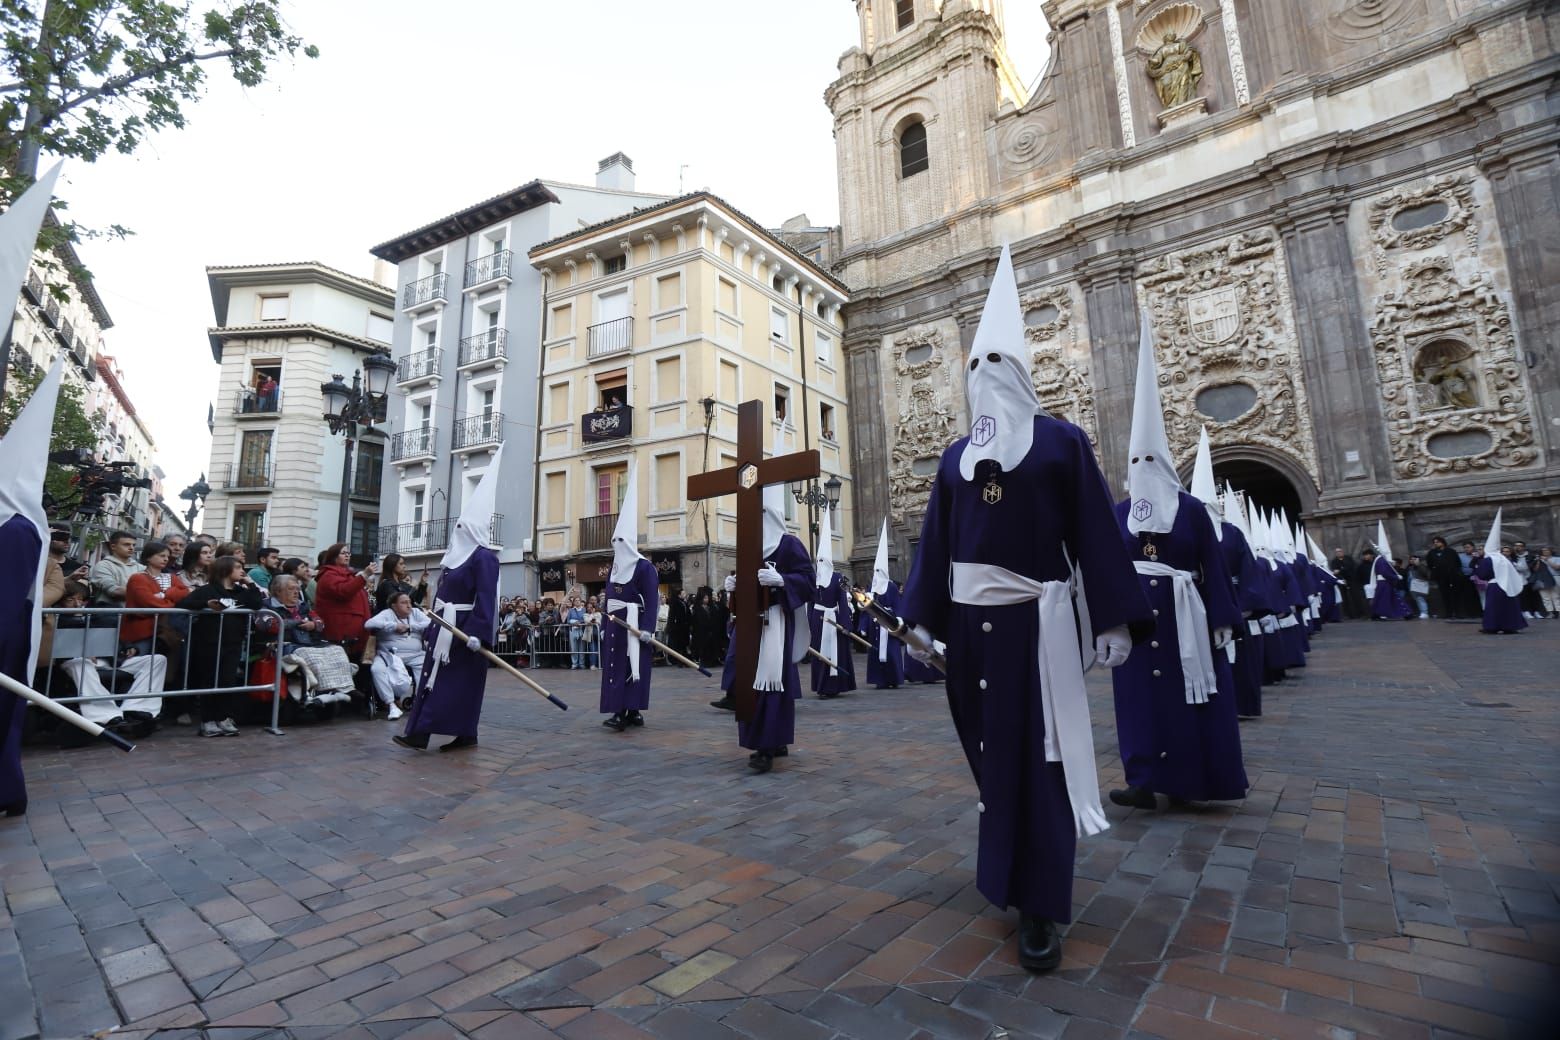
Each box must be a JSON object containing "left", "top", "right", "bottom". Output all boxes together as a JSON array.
[{"left": 982, "top": 479, "right": 1003, "bottom": 505}]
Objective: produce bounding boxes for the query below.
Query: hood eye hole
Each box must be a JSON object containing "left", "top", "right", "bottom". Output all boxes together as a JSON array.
[
  {"left": 986, "top": 352, "right": 1001, "bottom": 363},
  {"left": 969, "top": 358, "right": 979, "bottom": 371},
  {"left": 1131, "top": 456, "right": 1140, "bottom": 464},
  {"left": 1144, "top": 454, "right": 1155, "bottom": 462}
]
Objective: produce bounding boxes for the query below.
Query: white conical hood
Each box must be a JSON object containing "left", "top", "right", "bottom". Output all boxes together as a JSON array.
[
  {"left": 1251, "top": 506, "right": 1272, "bottom": 559},
  {"left": 959, "top": 243, "right": 1043, "bottom": 482},
  {"left": 610, "top": 458, "right": 643, "bottom": 583},
  {"left": 815, "top": 502, "right": 835, "bottom": 587},
  {"left": 1374, "top": 520, "right": 1392, "bottom": 563},
  {"left": 1220, "top": 485, "right": 1246, "bottom": 541},
  {"left": 1307, "top": 532, "right": 1327, "bottom": 565},
  {"left": 762, "top": 482, "right": 787, "bottom": 558},
  {"left": 443, "top": 443, "right": 503, "bottom": 570},
  {"left": 1190, "top": 425, "right": 1221, "bottom": 539},
  {"left": 1276, "top": 508, "right": 1296, "bottom": 562},
  {"left": 0, "top": 358, "right": 64, "bottom": 681},
  {"left": 1293, "top": 520, "right": 1308, "bottom": 559},
  {"left": 1126, "top": 310, "right": 1182, "bottom": 535},
  {"left": 871, "top": 518, "right": 891, "bottom": 594},
  {"left": 0, "top": 163, "right": 62, "bottom": 328},
  {"left": 1484, "top": 509, "right": 1523, "bottom": 598}
]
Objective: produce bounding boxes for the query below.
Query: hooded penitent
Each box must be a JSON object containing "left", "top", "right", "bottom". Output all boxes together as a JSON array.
[
  {"left": 443, "top": 443, "right": 504, "bottom": 571},
  {"left": 959, "top": 243, "right": 1044, "bottom": 483},
  {"left": 1190, "top": 426, "right": 1221, "bottom": 540},
  {"left": 610, "top": 459, "right": 643, "bottom": 584},
  {"left": 871, "top": 518, "right": 891, "bottom": 595},
  {"left": 0, "top": 360, "right": 64, "bottom": 684},
  {"left": 1365, "top": 520, "right": 1396, "bottom": 602},
  {"left": 1126, "top": 311, "right": 1182, "bottom": 536},
  {"left": 1484, "top": 509, "right": 1524, "bottom": 598},
  {"left": 762, "top": 482, "right": 787, "bottom": 560},
  {"left": 814, "top": 496, "right": 834, "bottom": 588}
]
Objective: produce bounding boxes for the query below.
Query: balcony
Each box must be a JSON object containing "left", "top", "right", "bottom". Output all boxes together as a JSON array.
[
  {"left": 587, "top": 316, "right": 632, "bottom": 358},
  {"left": 43, "top": 295, "right": 60, "bottom": 328},
  {"left": 579, "top": 512, "right": 618, "bottom": 552},
  {"left": 391, "top": 426, "right": 438, "bottom": 463},
  {"left": 464, "top": 250, "right": 512, "bottom": 291},
  {"left": 401, "top": 272, "right": 448, "bottom": 312},
  {"left": 222, "top": 462, "right": 274, "bottom": 490},
  {"left": 234, "top": 388, "right": 283, "bottom": 417},
  {"left": 453, "top": 413, "right": 504, "bottom": 451},
  {"left": 581, "top": 404, "right": 632, "bottom": 445},
  {"left": 378, "top": 513, "right": 502, "bottom": 556},
  {"left": 396, "top": 347, "right": 441, "bottom": 386},
  {"left": 24, "top": 270, "right": 44, "bottom": 305},
  {"left": 458, "top": 328, "right": 507, "bottom": 369}
]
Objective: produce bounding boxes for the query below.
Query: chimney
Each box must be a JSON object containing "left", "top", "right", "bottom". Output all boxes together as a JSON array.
[{"left": 596, "top": 152, "right": 635, "bottom": 191}]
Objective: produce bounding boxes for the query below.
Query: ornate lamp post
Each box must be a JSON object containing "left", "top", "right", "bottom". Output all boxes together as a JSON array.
[
  {"left": 699, "top": 395, "right": 717, "bottom": 590},
  {"left": 178, "top": 474, "right": 211, "bottom": 529},
  {"left": 321, "top": 353, "right": 397, "bottom": 545},
  {"left": 792, "top": 473, "right": 843, "bottom": 553}
]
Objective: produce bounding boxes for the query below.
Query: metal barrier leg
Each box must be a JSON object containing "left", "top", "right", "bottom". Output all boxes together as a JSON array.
[{"left": 266, "top": 618, "right": 284, "bottom": 736}]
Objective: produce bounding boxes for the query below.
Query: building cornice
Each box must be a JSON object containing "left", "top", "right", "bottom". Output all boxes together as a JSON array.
[
  {"left": 369, "top": 180, "right": 561, "bottom": 263},
  {"left": 205, "top": 262, "right": 393, "bottom": 329},
  {"left": 206, "top": 323, "right": 391, "bottom": 364}
]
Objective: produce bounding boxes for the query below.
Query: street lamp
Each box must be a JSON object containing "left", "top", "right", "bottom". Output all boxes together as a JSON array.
[
  {"left": 321, "top": 353, "right": 397, "bottom": 544},
  {"left": 179, "top": 474, "right": 211, "bottom": 529},
  {"left": 699, "top": 395, "right": 717, "bottom": 591},
  {"left": 792, "top": 474, "right": 844, "bottom": 552}
]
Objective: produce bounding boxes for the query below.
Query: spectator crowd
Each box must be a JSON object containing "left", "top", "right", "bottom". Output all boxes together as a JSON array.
[{"left": 1326, "top": 536, "right": 1559, "bottom": 621}]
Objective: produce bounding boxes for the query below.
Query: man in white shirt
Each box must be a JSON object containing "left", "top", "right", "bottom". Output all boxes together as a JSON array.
[{"left": 364, "top": 591, "right": 429, "bottom": 721}]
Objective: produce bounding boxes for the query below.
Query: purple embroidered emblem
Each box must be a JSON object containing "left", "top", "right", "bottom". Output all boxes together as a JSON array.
[
  {"left": 971, "top": 416, "right": 996, "bottom": 447},
  {"left": 1131, "top": 499, "right": 1154, "bottom": 522}
]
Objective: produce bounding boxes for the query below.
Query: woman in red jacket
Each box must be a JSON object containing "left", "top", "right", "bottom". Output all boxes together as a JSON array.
[
  {"left": 124, "top": 541, "right": 191, "bottom": 653},
  {"left": 314, "top": 543, "right": 379, "bottom": 658}
]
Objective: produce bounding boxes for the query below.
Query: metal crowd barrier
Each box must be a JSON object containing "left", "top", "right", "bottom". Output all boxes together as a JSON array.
[
  {"left": 515, "top": 622, "right": 604, "bottom": 668},
  {"left": 39, "top": 606, "right": 287, "bottom": 736}
]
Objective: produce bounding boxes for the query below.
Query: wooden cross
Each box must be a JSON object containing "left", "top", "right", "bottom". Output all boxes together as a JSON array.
[{"left": 687, "top": 400, "right": 819, "bottom": 722}]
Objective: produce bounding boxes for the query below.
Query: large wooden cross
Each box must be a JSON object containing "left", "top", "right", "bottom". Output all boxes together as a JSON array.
[{"left": 687, "top": 400, "right": 819, "bottom": 722}]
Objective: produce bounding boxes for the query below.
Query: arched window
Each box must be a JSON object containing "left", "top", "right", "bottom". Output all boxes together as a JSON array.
[{"left": 899, "top": 121, "right": 929, "bottom": 179}]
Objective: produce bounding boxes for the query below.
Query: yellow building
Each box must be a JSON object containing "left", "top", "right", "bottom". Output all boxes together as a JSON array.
[{"left": 528, "top": 193, "right": 851, "bottom": 599}]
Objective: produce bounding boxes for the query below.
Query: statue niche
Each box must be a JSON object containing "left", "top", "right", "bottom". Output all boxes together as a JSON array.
[
  {"left": 1412, "top": 340, "right": 1480, "bottom": 412},
  {"left": 1135, "top": 2, "right": 1209, "bottom": 129},
  {"left": 1147, "top": 32, "right": 1203, "bottom": 108}
]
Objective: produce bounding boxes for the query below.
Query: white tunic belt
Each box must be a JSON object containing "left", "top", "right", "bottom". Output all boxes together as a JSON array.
[
  {"left": 812, "top": 602, "right": 839, "bottom": 675},
  {"left": 949, "top": 562, "right": 1108, "bottom": 839},
  {"left": 427, "top": 598, "right": 475, "bottom": 689},
  {"left": 1133, "top": 561, "right": 1218, "bottom": 705},
  {"left": 606, "top": 598, "right": 641, "bottom": 682}
]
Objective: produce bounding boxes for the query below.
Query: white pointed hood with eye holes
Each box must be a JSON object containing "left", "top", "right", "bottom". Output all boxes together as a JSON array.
[
  {"left": 1126, "top": 310, "right": 1182, "bottom": 535},
  {"left": 959, "top": 243, "right": 1044, "bottom": 483},
  {"left": 1484, "top": 509, "right": 1523, "bottom": 599},
  {"left": 815, "top": 498, "right": 834, "bottom": 587},
  {"left": 610, "top": 459, "right": 643, "bottom": 584},
  {"left": 871, "top": 518, "right": 892, "bottom": 595},
  {"left": 1189, "top": 425, "right": 1221, "bottom": 540},
  {"left": 443, "top": 443, "right": 503, "bottom": 571},
  {"left": 0, "top": 359, "right": 64, "bottom": 682},
  {"left": 762, "top": 482, "right": 788, "bottom": 559}
]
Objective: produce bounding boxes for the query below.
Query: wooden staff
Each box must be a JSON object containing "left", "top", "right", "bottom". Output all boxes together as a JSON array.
[
  {"left": 605, "top": 614, "right": 713, "bottom": 678},
  {"left": 827, "top": 617, "right": 872, "bottom": 650},
  {"left": 805, "top": 647, "right": 840, "bottom": 672},
  {"left": 424, "top": 611, "right": 568, "bottom": 711},
  {"left": 0, "top": 671, "right": 135, "bottom": 751},
  {"left": 845, "top": 586, "right": 948, "bottom": 675}
]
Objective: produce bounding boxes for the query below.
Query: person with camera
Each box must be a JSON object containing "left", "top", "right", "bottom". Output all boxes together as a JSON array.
[{"left": 314, "top": 543, "right": 378, "bottom": 660}]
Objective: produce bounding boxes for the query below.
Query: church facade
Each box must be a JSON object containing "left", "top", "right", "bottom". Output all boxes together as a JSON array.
[{"left": 826, "top": 0, "right": 1559, "bottom": 572}]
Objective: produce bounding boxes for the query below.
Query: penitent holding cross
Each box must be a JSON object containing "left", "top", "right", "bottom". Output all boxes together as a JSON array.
[{"left": 687, "top": 400, "right": 819, "bottom": 723}]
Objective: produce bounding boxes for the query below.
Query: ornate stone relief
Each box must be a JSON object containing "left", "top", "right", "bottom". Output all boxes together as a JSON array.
[
  {"left": 1366, "top": 174, "right": 1477, "bottom": 276},
  {"left": 1369, "top": 257, "right": 1535, "bottom": 478},
  {"left": 998, "top": 113, "right": 1058, "bottom": 171},
  {"left": 1136, "top": 228, "right": 1319, "bottom": 480},
  {"left": 888, "top": 325, "right": 958, "bottom": 521},
  {"left": 1218, "top": 0, "right": 1250, "bottom": 105},
  {"left": 1106, "top": 3, "right": 1137, "bottom": 149},
  {"left": 1325, "top": 0, "right": 1418, "bottom": 41},
  {"left": 1020, "top": 284, "right": 1099, "bottom": 446}
]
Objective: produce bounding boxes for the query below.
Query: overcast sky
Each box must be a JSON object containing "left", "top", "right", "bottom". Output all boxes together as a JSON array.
[{"left": 59, "top": 0, "right": 1052, "bottom": 503}]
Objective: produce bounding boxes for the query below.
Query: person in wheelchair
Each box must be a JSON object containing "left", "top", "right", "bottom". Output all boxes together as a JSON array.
[{"left": 364, "top": 591, "right": 429, "bottom": 722}]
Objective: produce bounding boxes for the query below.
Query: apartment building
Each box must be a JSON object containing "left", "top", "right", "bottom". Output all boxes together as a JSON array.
[
  {"left": 369, "top": 153, "right": 669, "bottom": 591},
  {"left": 528, "top": 192, "right": 852, "bottom": 599},
  {"left": 7, "top": 217, "right": 109, "bottom": 408},
  {"left": 201, "top": 262, "right": 396, "bottom": 556},
  {"left": 88, "top": 355, "right": 160, "bottom": 535}
]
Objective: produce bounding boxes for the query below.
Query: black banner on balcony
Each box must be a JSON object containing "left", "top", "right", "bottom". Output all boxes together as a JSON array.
[
  {"left": 581, "top": 405, "right": 632, "bottom": 443},
  {"left": 538, "top": 563, "right": 566, "bottom": 589},
  {"left": 650, "top": 553, "right": 682, "bottom": 584}
]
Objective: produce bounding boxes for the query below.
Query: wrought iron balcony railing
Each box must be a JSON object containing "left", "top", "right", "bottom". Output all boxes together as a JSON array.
[
  {"left": 222, "top": 462, "right": 274, "bottom": 490},
  {"left": 378, "top": 514, "right": 502, "bottom": 555},
  {"left": 401, "top": 272, "right": 448, "bottom": 310},
  {"left": 391, "top": 427, "right": 438, "bottom": 461},
  {"left": 464, "top": 249, "right": 512, "bottom": 289},
  {"left": 578, "top": 512, "right": 618, "bottom": 552},
  {"left": 587, "top": 316, "right": 632, "bottom": 358},
  {"left": 396, "top": 347, "right": 441, "bottom": 384},
  {"left": 459, "top": 328, "right": 507, "bottom": 367},
  {"left": 453, "top": 413, "right": 504, "bottom": 450},
  {"left": 234, "top": 388, "right": 283, "bottom": 415}
]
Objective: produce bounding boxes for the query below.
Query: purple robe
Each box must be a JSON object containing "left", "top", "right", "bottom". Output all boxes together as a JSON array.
[
  {"left": 1370, "top": 557, "right": 1409, "bottom": 619},
  {"left": 403, "top": 548, "right": 499, "bottom": 740},
  {"left": 1474, "top": 558, "right": 1527, "bottom": 633},
  {"left": 738, "top": 534, "right": 813, "bottom": 752},
  {"left": 1316, "top": 566, "right": 1342, "bottom": 624},
  {"left": 902, "top": 417, "right": 1151, "bottom": 924},
  {"left": 1293, "top": 552, "right": 1317, "bottom": 645},
  {"left": 0, "top": 516, "right": 42, "bottom": 814},
  {"left": 809, "top": 575, "right": 857, "bottom": 696},
  {"left": 600, "top": 558, "right": 659, "bottom": 713},
  {"left": 1273, "top": 562, "right": 1308, "bottom": 670},
  {"left": 1112, "top": 492, "right": 1249, "bottom": 803},
  {"left": 857, "top": 582, "right": 906, "bottom": 688},
  {"left": 1219, "top": 523, "right": 1265, "bottom": 719}
]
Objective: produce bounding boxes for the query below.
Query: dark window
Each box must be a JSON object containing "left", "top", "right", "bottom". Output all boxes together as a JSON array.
[
  {"left": 232, "top": 508, "right": 265, "bottom": 552},
  {"left": 896, "top": 0, "right": 915, "bottom": 31},
  {"left": 350, "top": 514, "right": 379, "bottom": 557},
  {"left": 899, "top": 121, "right": 929, "bottom": 179},
  {"left": 604, "top": 254, "right": 626, "bottom": 275},
  {"left": 354, "top": 441, "right": 384, "bottom": 497}
]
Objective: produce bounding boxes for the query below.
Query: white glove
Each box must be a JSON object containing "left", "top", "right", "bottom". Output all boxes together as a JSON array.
[
  {"left": 466, "top": 635, "right": 481, "bottom": 652},
  {"left": 756, "top": 564, "right": 785, "bottom": 588},
  {"left": 1093, "top": 625, "right": 1131, "bottom": 669},
  {"left": 1212, "top": 626, "right": 1233, "bottom": 650},
  {"left": 907, "top": 624, "right": 934, "bottom": 664},
  {"left": 723, "top": 575, "right": 736, "bottom": 594},
  {"left": 638, "top": 630, "right": 653, "bottom": 643}
]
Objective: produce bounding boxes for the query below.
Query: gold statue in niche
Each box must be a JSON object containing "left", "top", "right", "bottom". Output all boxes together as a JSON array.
[{"left": 1146, "top": 32, "right": 1203, "bottom": 108}]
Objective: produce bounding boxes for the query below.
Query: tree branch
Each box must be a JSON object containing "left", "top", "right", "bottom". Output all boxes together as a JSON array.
[{"left": 38, "top": 45, "right": 240, "bottom": 126}]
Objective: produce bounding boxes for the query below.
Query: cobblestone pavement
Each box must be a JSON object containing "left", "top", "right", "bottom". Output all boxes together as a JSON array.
[{"left": 2, "top": 619, "right": 1557, "bottom": 1039}]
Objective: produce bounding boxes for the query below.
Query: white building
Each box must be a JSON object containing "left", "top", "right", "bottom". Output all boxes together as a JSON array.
[
  {"left": 201, "top": 262, "right": 396, "bottom": 557},
  {"left": 87, "top": 355, "right": 160, "bottom": 535}
]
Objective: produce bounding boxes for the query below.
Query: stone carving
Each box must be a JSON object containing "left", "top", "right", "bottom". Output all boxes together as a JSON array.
[
  {"left": 1146, "top": 34, "right": 1203, "bottom": 108},
  {"left": 999, "top": 114, "right": 1057, "bottom": 169},
  {"left": 889, "top": 325, "right": 958, "bottom": 519},
  {"left": 1021, "top": 284, "right": 1099, "bottom": 446},
  {"left": 1370, "top": 256, "right": 1536, "bottom": 478},
  {"left": 1106, "top": 3, "right": 1137, "bottom": 149},
  {"left": 1325, "top": 0, "right": 1416, "bottom": 41},
  {"left": 1367, "top": 174, "right": 1477, "bottom": 275},
  {"left": 1136, "top": 228, "right": 1319, "bottom": 481},
  {"left": 1219, "top": 0, "right": 1250, "bottom": 105}
]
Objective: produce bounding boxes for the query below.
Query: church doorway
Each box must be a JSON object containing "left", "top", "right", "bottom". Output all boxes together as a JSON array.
[{"left": 1213, "top": 457, "right": 1306, "bottom": 521}]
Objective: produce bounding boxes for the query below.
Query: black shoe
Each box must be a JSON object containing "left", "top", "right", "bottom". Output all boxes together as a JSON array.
[
  {"left": 1, "top": 800, "right": 25, "bottom": 819},
  {"left": 710, "top": 696, "right": 734, "bottom": 711},
  {"left": 603, "top": 713, "right": 627, "bottom": 732},
  {"left": 1109, "top": 786, "right": 1156, "bottom": 810},
  {"left": 440, "top": 736, "right": 477, "bottom": 752},
  {"left": 773, "top": 746, "right": 788, "bottom": 758},
  {"left": 1018, "top": 914, "right": 1062, "bottom": 973},
  {"left": 626, "top": 710, "right": 644, "bottom": 727},
  {"left": 748, "top": 751, "right": 773, "bottom": 774},
  {"left": 393, "top": 734, "right": 429, "bottom": 751}
]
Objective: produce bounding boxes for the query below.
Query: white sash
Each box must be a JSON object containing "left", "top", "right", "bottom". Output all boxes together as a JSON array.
[
  {"left": 607, "top": 598, "right": 641, "bottom": 682},
  {"left": 1133, "top": 561, "right": 1217, "bottom": 705},
  {"left": 1277, "top": 611, "right": 1299, "bottom": 629},
  {"left": 1259, "top": 615, "right": 1279, "bottom": 634},
  {"left": 1247, "top": 619, "right": 1262, "bottom": 637},
  {"left": 949, "top": 562, "right": 1106, "bottom": 838},
  {"left": 877, "top": 618, "right": 889, "bottom": 663},
  {"left": 426, "top": 598, "right": 474, "bottom": 689},
  {"left": 813, "top": 603, "right": 839, "bottom": 676},
  {"left": 756, "top": 604, "right": 786, "bottom": 691}
]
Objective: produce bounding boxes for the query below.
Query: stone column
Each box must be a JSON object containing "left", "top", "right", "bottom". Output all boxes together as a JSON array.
[
  {"left": 844, "top": 334, "right": 891, "bottom": 581},
  {"left": 1051, "top": 8, "right": 1119, "bottom": 155},
  {"left": 1079, "top": 257, "right": 1140, "bottom": 494}
]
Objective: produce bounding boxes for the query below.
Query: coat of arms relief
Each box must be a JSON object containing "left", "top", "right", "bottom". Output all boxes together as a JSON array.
[
  {"left": 1020, "top": 283, "right": 1099, "bottom": 448},
  {"left": 1135, "top": 228, "right": 1319, "bottom": 480}
]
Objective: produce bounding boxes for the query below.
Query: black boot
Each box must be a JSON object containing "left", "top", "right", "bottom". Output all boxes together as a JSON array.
[
  {"left": 603, "top": 712, "right": 627, "bottom": 731},
  {"left": 392, "top": 733, "right": 429, "bottom": 751},
  {"left": 626, "top": 710, "right": 644, "bottom": 727},
  {"left": 773, "top": 746, "right": 788, "bottom": 757},
  {"left": 1017, "top": 914, "right": 1061, "bottom": 973},
  {"left": 1109, "top": 785, "right": 1156, "bottom": 810},
  {"left": 748, "top": 751, "right": 773, "bottom": 774},
  {"left": 1, "top": 800, "right": 26, "bottom": 819},
  {"left": 439, "top": 736, "right": 478, "bottom": 752},
  {"left": 710, "top": 695, "right": 734, "bottom": 711}
]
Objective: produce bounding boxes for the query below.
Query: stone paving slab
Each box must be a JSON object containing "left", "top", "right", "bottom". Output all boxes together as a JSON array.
[{"left": 2, "top": 620, "right": 1558, "bottom": 1038}]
